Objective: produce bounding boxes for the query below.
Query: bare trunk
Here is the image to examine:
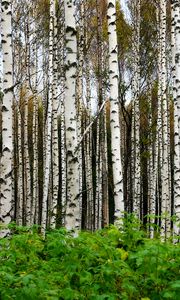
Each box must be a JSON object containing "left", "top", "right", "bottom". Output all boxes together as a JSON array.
[
  {"left": 107, "top": 0, "right": 124, "bottom": 224},
  {"left": 0, "top": 0, "right": 13, "bottom": 237}
]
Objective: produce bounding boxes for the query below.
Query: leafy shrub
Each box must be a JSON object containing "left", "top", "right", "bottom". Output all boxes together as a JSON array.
[{"left": 0, "top": 218, "right": 179, "bottom": 299}]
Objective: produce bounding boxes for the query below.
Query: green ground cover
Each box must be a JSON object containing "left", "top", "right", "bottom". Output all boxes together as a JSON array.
[{"left": 0, "top": 217, "right": 179, "bottom": 300}]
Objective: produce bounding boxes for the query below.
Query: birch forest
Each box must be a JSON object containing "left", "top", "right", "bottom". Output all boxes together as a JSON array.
[
  {"left": 0, "top": 0, "right": 180, "bottom": 238},
  {"left": 0, "top": 0, "right": 180, "bottom": 299}
]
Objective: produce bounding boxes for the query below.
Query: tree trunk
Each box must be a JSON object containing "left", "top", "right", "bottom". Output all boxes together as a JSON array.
[
  {"left": 107, "top": 0, "right": 124, "bottom": 224},
  {"left": 172, "top": 0, "right": 180, "bottom": 237},
  {"left": 41, "top": 0, "right": 54, "bottom": 233},
  {"left": 160, "top": 0, "right": 171, "bottom": 238},
  {"left": 64, "top": 0, "right": 80, "bottom": 231},
  {"left": 51, "top": 4, "right": 59, "bottom": 228},
  {"left": 0, "top": 0, "right": 14, "bottom": 237},
  {"left": 131, "top": 0, "right": 141, "bottom": 218}
]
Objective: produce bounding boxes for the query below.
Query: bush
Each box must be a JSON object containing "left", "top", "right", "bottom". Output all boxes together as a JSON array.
[{"left": 0, "top": 218, "right": 179, "bottom": 299}]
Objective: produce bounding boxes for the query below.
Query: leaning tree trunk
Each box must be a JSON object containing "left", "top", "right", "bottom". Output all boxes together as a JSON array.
[
  {"left": 64, "top": 0, "right": 80, "bottom": 231},
  {"left": 0, "top": 0, "right": 14, "bottom": 237},
  {"left": 107, "top": 0, "right": 124, "bottom": 223}
]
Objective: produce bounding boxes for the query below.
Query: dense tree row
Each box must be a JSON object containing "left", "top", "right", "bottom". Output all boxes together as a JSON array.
[{"left": 0, "top": 0, "right": 179, "bottom": 238}]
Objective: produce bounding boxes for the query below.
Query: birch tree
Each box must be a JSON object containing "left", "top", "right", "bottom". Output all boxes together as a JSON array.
[
  {"left": 131, "top": 0, "right": 141, "bottom": 218},
  {"left": 107, "top": 0, "right": 124, "bottom": 222},
  {"left": 0, "top": 0, "right": 14, "bottom": 236},
  {"left": 172, "top": 0, "right": 180, "bottom": 237},
  {"left": 41, "top": 0, "right": 54, "bottom": 233},
  {"left": 17, "top": 104, "right": 23, "bottom": 226},
  {"left": 159, "top": 0, "right": 171, "bottom": 238},
  {"left": 32, "top": 58, "right": 39, "bottom": 225},
  {"left": 51, "top": 3, "right": 59, "bottom": 228},
  {"left": 64, "top": 0, "right": 80, "bottom": 231},
  {"left": 147, "top": 82, "right": 156, "bottom": 237},
  {"left": 58, "top": 0, "right": 66, "bottom": 226},
  {"left": 24, "top": 21, "right": 32, "bottom": 226}
]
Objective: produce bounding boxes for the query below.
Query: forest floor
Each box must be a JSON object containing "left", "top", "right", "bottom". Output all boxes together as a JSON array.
[{"left": 0, "top": 217, "right": 180, "bottom": 300}]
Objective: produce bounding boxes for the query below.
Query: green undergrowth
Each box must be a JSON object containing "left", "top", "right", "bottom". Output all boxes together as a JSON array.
[{"left": 0, "top": 217, "right": 179, "bottom": 300}]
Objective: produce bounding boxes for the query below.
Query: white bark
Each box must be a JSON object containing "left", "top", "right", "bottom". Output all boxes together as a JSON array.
[
  {"left": 51, "top": 5, "right": 59, "bottom": 228},
  {"left": 95, "top": 119, "right": 100, "bottom": 230},
  {"left": 160, "top": 0, "right": 171, "bottom": 238},
  {"left": 104, "top": 105, "right": 109, "bottom": 226},
  {"left": 156, "top": 7, "right": 163, "bottom": 224},
  {"left": 76, "top": 2, "right": 84, "bottom": 227},
  {"left": 147, "top": 83, "right": 155, "bottom": 237},
  {"left": 132, "top": 0, "right": 141, "bottom": 218},
  {"left": 64, "top": 0, "right": 80, "bottom": 231},
  {"left": 172, "top": 0, "right": 180, "bottom": 237},
  {"left": 41, "top": 0, "right": 54, "bottom": 233},
  {"left": 85, "top": 56, "right": 93, "bottom": 230},
  {"left": 17, "top": 105, "right": 23, "bottom": 226},
  {"left": 32, "top": 44, "right": 39, "bottom": 225},
  {"left": 24, "top": 21, "right": 32, "bottom": 226},
  {"left": 107, "top": 0, "right": 124, "bottom": 222},
  {"left": 95, "top": 119, "right": 102, "bottom": 230},
  {"left": 0, "top": 0, "right": 13, "bottom": 237},
  {"left": 59, "top": 1, "right": 66, "bottom": 226},
  {"left": 60, "top": 93, "right": 66, "bottom": 226}
]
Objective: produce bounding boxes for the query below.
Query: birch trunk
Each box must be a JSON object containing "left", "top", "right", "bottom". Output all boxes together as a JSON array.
[
  {"left": 24, "top": 22, "right": 32, "bottom": 226},
  {"left": 64, "top": 0, "right": 80, "bottom": 231},
  {"left": 132, "top": 0, "right": 141, "bottom": 218},
  {"left": 59, "top": 0, "right": 66, "bottom": 226},
  {"left": 107, "top": 0, "right": 124, "bottom": 223},
  {"left": 84, "top": 1, "right": 94, "bottom": 230},
  {"left": 95, "top": 119, "right": 103, "bottom": 230},
  {"left": 172, "top": 0, "right": 180, "bottom": 237},
  {"left": 160, "top": 0, "right": 171, "bottom": 238},
  {"left": 156, "top": 7, "right": 163, "bottom": 226},
  {"left": 0, "top": 0, "right": 13, "bottom": 236},
  {"left": 147, "top": 83, "right": 155, "bottom": 237},
  {"left": 85, "top": 55, "right": 93, "bottom": 230},
  {"left": 76, "top": 1, "right": 84, "bottom": 227},
  {"left": 60, "top": 93, "right": 66, "bottom": 226},
  {"left": 41, "top": 0, "right": 54, "bottom": 233},
  {"left": 51, "top": 5, "right": 59, "bottom": 228},
  {"left": 17, "top": 105, "right": 23, "bottom": 226},
  {"left": 104, "top": 105, "right": 109, "bottom": 225},
  {"left": 32, "top": 44, "right": 39, "bottom": 225}
]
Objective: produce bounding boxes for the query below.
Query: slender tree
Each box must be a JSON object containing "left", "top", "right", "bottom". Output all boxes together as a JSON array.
[
  {"left": 0, "top": 0, "right": 14, "bottom": 236},
  {"left": 131, "top": 0, "right": 141, "bottom": 218},
  {"left": 159, "top": 0, "right": 171, "bottom": 238},
  {"left": 41, "top": 0, "right": 54, "bottom": 233},
  {"left": 172, "top": 0, "right": 180, "bottom": 237},
  {"left": 107, "top": 0, "right": 124, "bottom": 223},
  {"left": 64, "top": 0, "right": 80, "bottom": 231}
]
